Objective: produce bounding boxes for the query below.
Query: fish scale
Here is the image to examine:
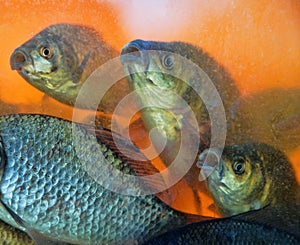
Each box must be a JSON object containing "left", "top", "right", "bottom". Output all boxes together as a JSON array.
[
  {"left": 144, "top": 215, "right": 300, "bottom": 244},
  {"left": 0, "top": 114, "right": 204, "bottom": 244}
]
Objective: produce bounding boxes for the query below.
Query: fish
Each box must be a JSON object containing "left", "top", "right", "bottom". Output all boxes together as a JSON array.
[
  {"left": 198, "top": 142, "right": 300, "bottom": 236},
  {"left": 0, "top": 114, "right": 208, "bottom": 244},
  {"left": 143, "top": 210, "right": 300, "bottom": 244},
  {"left": 0, "top": 219, "right": 34, "bottom": 245},
  {"left": 120, "top": 39, "right": 240, "bottom": 165},
  {"left": 10, "top": 23, "right": 129, "bottom": 113},
  {"left": 227, "top": 88, "right": 300, "bottom": 152},
  {"left": 120, "top": 40, "right": 240, "bottom": 212}
]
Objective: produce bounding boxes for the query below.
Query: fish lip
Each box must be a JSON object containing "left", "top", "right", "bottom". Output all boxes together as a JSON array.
[
  {"left": 16, "top": 65, "right": 56, "bottom": 86},
  {"left": 121, "top": 39, "right": 147, "bottom": 56},
  {"left": 10, "top": 49, "right": 40, "bottom": 80},
  {"left": 120, "top": 40, "right": 150, "bottom": 68},
  {"left": 17, "top": 67, "right": 40, "bottom": 81},
  {"left": 198, "top": 148, "right": 226, "bottom": 181},
  {"left": 145, "top": 78, "right": 155, "bottom": 86},
  {"left": 10, "top": 49, "right": 31, "bottom": 70},
  {"left": 198, "top": 148, "right": 222, "bottom": 171},
  {"left": 208, "top": 177, "right": 230, "bottom": 193}
]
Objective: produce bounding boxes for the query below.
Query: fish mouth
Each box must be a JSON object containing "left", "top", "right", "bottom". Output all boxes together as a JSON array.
[
  {"left": 16, "top": 66, "right": 61, "bottom": 91},
  {"left": 11, "top": 48, "right": 56, "bottom": 82},
  {"left": 198, "top": 148, "right": 223, "bottom": 178},
  {"left": 120, "top": 40, "right": 149, "bottom": 68},
  {"left": 207, "top": 176, "right": 232, "bottom": 198},
  {"left": 10, "top": 50, "right": 28, "bottom": 70},
  {"left": 120, "top": 40, "right": 150, "bottom": 84},
  {"left": 10, "top": 49, "right": 40, "bottom": 80},
  {"left": 16, "top": 66, "right": 41, "bottom": 81}
]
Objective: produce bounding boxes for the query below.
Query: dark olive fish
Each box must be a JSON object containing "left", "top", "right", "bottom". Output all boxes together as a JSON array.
[
  {"left": 143, "top": 211, "right": 300, "bottom": 245},
  {"left": 120, "top": 40, "right": 239, "bottom": 211},
  {"left": 227, "top": 88, "right": 300, "bottom": 152},
  {"left": 198, "top": 142, "right": 300, "bottom": 236},
  {"left": 0, "top": 114, "right": 206, "bottom": 245},
  {"left": 120, "top": 39, "right": 239, "bottom": 151},
  {"left": 0, "top": 219, "right": 33, "bottom": 245},
  {"left": 10, "top": 23, "right": 129, "bottom": 113}
]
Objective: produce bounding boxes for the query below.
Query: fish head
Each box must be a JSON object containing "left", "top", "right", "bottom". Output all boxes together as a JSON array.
[
  {"left": 10, "top": 25, "right": 85, "bottom": 105},
  {"left": 120, "top": 40, "right": 207, "bottom": 139},
  {"left": 200, "top": 143, "right": 271, "bottom": 216},
  {"left": 120, "top": 40, "right": 201, "bottom": 108}
]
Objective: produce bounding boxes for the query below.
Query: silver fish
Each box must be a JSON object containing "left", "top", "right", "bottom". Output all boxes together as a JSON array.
[{"left": 0, "top": 114, "right": 207, "bottom": 244}]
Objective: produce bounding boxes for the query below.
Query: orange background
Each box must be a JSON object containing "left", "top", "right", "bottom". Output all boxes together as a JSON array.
[{"left": 0, "top": 0, "right": 299, "bottom": 216}]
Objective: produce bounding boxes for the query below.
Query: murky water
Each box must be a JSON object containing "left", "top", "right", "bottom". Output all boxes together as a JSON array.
[{"left": 0, "top": 0, "right": 299, "bottom": 243}]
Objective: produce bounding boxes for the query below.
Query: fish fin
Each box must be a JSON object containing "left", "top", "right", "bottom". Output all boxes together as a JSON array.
[
  {"left": 83, "top": 125, "right": 173, "bottom": 200},
  {"left": 0, "top": 200, "right": 70, "bottom": 245},
  {"left": 0, "top": 199, "right": 26, "bottom": 227},
  {"left": 208, "top": 203, "right": 219, "bottom": 213},
  {"left": 72, "top": 51, "right": 93, "bottom": 84},
  {"left": 184, "top": 213, "right": 213, "bottom": 225},
  {"left": 23, "top": 229, "right": 71, "bottom": 245}
]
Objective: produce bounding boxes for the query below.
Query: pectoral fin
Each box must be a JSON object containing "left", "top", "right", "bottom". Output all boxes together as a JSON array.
[{"left": 72, "top": 51, "right": 93, "bottom": 84}]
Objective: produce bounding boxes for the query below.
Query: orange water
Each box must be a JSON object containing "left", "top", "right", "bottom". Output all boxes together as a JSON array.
[{"left": 0, "top": 0, "right": 299, "bottom": 217}]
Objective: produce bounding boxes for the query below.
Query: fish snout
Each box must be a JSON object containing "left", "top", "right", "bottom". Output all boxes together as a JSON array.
[
  {"left": 10, "top": 49, "right": 30, "bottom": 70},
  {"left": 120, "top": 39, "right": 149, "bottom": 67},
  {"left": 198, "top": 148, "right": 223, "bottom": 181}
]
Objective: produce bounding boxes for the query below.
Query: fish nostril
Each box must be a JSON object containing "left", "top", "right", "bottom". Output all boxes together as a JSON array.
[{"left": 10, "top": 50, "right": 27, "bottom": 70}]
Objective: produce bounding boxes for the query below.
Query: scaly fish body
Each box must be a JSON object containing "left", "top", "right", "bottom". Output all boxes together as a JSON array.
[
  {"left": 120, "top": 40, "right": 239, "bottom": 211},
  {"left": 0, "top": 114, "right": 205, "bottom": 244},
  {"left": 120, "top": 40, "right": 240, "bottom": 150},
  {"left": 143, "top": 212, "right": 300, "bottom": 244},
  {"left": 0, "top": 219, "right": 33, "bottom": 245},
  {"left": 198, "top": 142, "right": 300, "bottom": 237},
  {"left": 10, "top": 23, "right": 128, "bottom": 113}
]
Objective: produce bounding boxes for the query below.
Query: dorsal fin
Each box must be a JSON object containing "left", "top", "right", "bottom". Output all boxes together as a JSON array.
[{"left": 83, "top": 124, "right": 178, "bottom": 204}]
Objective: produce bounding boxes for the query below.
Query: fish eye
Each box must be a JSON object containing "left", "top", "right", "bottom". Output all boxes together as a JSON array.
[
  {"left": 40, "top": 46, "right": 53, "bottom": 59},
  {"left": 162, "top": 54, "right": 175, "bottom": 69},
  {"left": 232, "top": 159, "right": 246, "bottom": 175}
]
